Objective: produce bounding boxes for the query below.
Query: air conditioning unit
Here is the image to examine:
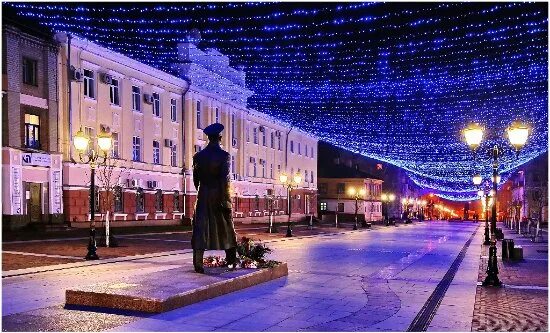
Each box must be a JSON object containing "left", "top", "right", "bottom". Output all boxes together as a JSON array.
[
  {"left": 100, "top": 73, "right": 113, "bottom": 85},
  {"left": 232, "top": 138, "right": 238, "bottom": 147},
  {"left": 164, "top": 139, "right": 173, "bottom": 147},
  {"left": 70, "top": 66, "right": 83, "bottom": 82},
  {"left": 143, "top": 93, "right": 154, "bottom": 104},
  {"left": 147, "top": 180, "right": 158, "bottom": 189},
  {"left": 259, "top": 126, "right": 265, "bottom": 132}
]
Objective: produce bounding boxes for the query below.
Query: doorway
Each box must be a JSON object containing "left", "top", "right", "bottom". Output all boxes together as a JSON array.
[{"left": 25, "top": 182, "right": 42, "bottom": 223}]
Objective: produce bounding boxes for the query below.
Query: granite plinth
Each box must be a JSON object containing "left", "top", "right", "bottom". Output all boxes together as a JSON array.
[{"left": 65, "top": 262, "right": 288, "bottom": 313}]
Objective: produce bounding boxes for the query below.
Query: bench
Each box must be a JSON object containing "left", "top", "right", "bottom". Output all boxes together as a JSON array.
[
  {"left": 154, "top": 212, "right": 167, "bottom": 220},
  {"left": 254, "top": 211, "right": 262, "bottom": 217},
  {"left": 88, "top": 213, "right": 104, "bottom": 221},
  {"left": 135, "top": 213, "right": 149, "bottom": 220},
  {"left": 112, "top": 213, "right": 128, "bottom": 221},
  {"left": 172, "top": 212, "right": 184, "bottom": 220},
  {"left": 263, "top": 211, "right": 270, "bottom": 216},
  {"left": 234, "top": 212, "right": 244, "bottom": 218}
]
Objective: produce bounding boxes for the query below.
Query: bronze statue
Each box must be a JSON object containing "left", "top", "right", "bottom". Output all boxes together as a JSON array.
[{"left": 191, "top": 123, "right": 238, "bottom": 273}]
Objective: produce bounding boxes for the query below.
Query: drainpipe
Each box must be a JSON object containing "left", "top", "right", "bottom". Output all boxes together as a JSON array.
[
  {"left": 67, "top": 34, "right": 73, "bottom": 162},
  {"left": 181, "top": 77, "right": 191, "bottom": 217}
]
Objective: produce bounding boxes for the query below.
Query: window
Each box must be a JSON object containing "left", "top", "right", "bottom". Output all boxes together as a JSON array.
[
  {"left": 270, "top": 163, "right": 273, "bottom": 179},
  {"left": 231, "top": 155, "right": 236, "bottom": 174},
  {"left": 270, "top": 132, "right": 275, "bottom": 148},
  {"left": 311, "top": 147, "right": 314, "bottom": 158},
  {"left": 253, "top": 158, "right": 257, "bottom": 177},
  {"left": 311, "top": 171, "right": 314, "bottom": 183},
  {"left": 318, "top": 183, "right": 328, "bottom": 195},
  {"left": 22, "top": 57, "right": 37, "bottom": 86},
  {"left": 132, "top": 86, "right": 141, "bottom": 112},
  {"left": 84, "top": 127, "right": 95, "bottom": 154},
  {"left": 305, "top": 144, "right": 308, "bottom": 157},
  {"left": 254, "top": 195, "right": 260, "bottom": 211},
  {"left": 298, "top": 142, "right": 301, "bottom": 155},
  {"left": 253, "top": 127, "right": 258, "bottom": 144},
  {"left": 113, "top": 186, "right": 123, "bottom": 212},
  {"left": 246, "top": 124, "right": 250, "bottom": 142},
  {"left": 337, "top": 203, "right": 345, "bottom": 213},
  {"left": 24, "top": 114, "right": 40, "bottom": 149},
  {"left": 337, "top": 183, "right": 345, "bottom": 195},
  {"left": 171, "top": 144, "right": 177, "bottom": 167},
  {"left": 305, "top": 170, "right": 309, "bottom": 183},
  {"left": 152, "top": 92, "right": 160, "bottom": 117},
  {"left": 196, "top": 101, "right": 202, "bottom": 129},
  {"left": 155, "top": 189, "right": 164, "bottom": 212},
  {"left": 83, "top": 69, "right": 95, "bottom": 98},
  {"left": 89, "top": 185, "right": 100, "bottom": 213},
  {"left": 136, "top": 188, "right": 144, "bottom": 212},
  {"left": 111, "top": 132, "right": 119, "bottom": 158},
  {"left": 132, "top": 136, "right": 141, "bottom": 162},
  {"left": 320, "top": 202, "right": 327, "bottom": 211},
  {"left": 278, "top": 135, "right": 282, "bottom": 150},
  {"left": 194, "top": 145, "right": 201, "bottom": 153},
  {"left": 170, "top": 99, "right": 177, "bottom": 122},
  {"left": 277, "top": 164, "right": 281, "bottom": 176},
  {"left": 231, "top": 113, "right": 236, "bottom": 140},
  {"left": 260, "top": 159, "right": 265, "bottom": 178},
  {"left": 290, "top": 140, "right": 294, "bottom": 153},
  {"left": 110, "top": 78, "right": 120, "bottom": 105},
  {"left": 215, "top": 107, "right": 220, "bottom": 123},
  {"left": 153, "top": 140, "right": 161, "bottom": 164},
  {"left": 173, "top": 190, "right": 180, "bottom": 212},
  {"left": 262, "top": 129, "right": 266, "bottom": 146}
]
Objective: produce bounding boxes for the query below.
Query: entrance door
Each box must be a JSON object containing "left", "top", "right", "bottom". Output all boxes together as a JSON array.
[{"left": 28, "top": 183, "right": 42, "bottom": 223}]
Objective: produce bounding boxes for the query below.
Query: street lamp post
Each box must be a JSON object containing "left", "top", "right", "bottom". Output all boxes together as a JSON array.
[
  {"left": 463, "top": 121, "right": 530, "bottom": 287},
  {"left": 381, "top": 193, "right": 395, "bottom": 225},
  {"left": 348, "top": 186, "right": 366, "bottom": 230},
  {"left": 73, "top": 127, "right": 112, "bottom": 260},
  {"left": 477, "top": 187, "right": 492, "bottom": 245},
  {"left": 279, "top": 171, "right": 302, "bottom": 237}
]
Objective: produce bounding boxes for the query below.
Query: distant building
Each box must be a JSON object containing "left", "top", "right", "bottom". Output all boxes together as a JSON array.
[
  {"left": 2, "top": 21, "right": 62, "bottom": 229},
  {"left": 318, "top": 141, "right": 421, "bottom": 218},
  {"left": 318, "top": 164, "right": 383, "bottom": 223},
  {"left": 508, "top": 152, "right": 548, "bottom": 223}
]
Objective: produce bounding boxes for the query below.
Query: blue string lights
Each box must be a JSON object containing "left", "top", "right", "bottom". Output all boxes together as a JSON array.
[{"left": 8, "top": 2, "right": 548, "bottom": 201}]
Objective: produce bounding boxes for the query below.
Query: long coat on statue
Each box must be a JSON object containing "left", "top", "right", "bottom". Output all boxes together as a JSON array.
[{"left": 191, "top": 142, "right": 238, "bottom": 250}]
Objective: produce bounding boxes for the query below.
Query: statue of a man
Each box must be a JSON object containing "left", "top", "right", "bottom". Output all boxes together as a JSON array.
[{"left": 191, "top": 123, "right": 238, "bottom": 273}]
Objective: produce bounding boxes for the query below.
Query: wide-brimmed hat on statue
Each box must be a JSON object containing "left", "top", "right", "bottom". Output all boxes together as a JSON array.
[{"left": 203, "top": 123, "right": 224, "bottom": 136}]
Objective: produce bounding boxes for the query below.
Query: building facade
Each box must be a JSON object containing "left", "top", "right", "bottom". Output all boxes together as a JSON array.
[
  {"left": 317, "top": 165, "right": 383, "bottom": 223},
  {"left": 52, "top": 35, "right": 317, "bottom": 227},
  {"left": 2, "top": 23, "right": 63, "bottom": 229}
]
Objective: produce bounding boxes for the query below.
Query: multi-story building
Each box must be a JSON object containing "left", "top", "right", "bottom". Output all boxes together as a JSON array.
[
  {"left": 317, "top": 164, "right": 383, "bottom": 223},
  {"left": 2, "top": 22, "right": 63, "bottom": 229},
  {"left": 175, "top": 41, "right": 317, "bottom": 222},
  {"left": 53, "top": 34, "right": 317, "bottom": 226}
]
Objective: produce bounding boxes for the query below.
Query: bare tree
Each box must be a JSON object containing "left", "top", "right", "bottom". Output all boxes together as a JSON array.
[{"left": 96, "top": 157, "right": 128, "bottom": 247}]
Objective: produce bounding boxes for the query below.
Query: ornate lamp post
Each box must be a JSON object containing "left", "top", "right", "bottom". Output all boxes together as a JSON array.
[
  {"left": 477, "top": 186, "right": 493, "bottom": 245},
  {"left": 463, "top": 121, "right": 530, "bottom": 287},
  {"left": 73, "top": 127, "right": 112, "bottom": 260},
  {"left": 381, "top": 193, "right": 395, "bottom": 225},
  {"left": 279, "top": 171, "right": 302, "bottom": 237},
  {"left": 348, "top": 186, "right": 366, "bottom": 230}
]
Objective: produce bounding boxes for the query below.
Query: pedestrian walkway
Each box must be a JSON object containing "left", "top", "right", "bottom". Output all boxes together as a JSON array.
[
  {"left": 2, "top": 221, "right": 488, "bottom": 332},
  {"left": 472, "top": 223, "right": 548, "bottom": 332}
]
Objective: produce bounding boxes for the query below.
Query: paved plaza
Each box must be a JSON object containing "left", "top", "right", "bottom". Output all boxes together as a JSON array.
[{"left": 3, "top": 221, "right": 546, "bottom": 331}]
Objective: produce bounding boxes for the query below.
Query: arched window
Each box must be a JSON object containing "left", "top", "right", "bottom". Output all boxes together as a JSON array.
[
  {"left": 136, "top": 188, "right": 144, "bottom": 213},
  {"left": 173, "top": 190, "right": 180, "bottom": 212},
  {"left": 155, "top": 189, "right": 164, "bottom": 212},
  {"left": 113, "top": 186, "right": 123, "bottom": 212}
]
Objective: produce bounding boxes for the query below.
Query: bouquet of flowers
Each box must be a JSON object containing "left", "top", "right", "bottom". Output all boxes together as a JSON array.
[{"left": 203, "top": 236, "right": 280, "bottom": 269}]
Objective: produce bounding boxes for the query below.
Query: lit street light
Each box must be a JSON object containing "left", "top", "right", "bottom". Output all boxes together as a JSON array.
[
  {"left": 464, "top": 121, "right": 530, "bottom": 287},
  {"left": 348, "top": 186, "right": 366, "bottom": 230},
  {"left": 74, "top": 127, "right": 113, "bottom": 260},
  {"left": 279, "top": 171, "right": 302, "bottom": 237}
]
